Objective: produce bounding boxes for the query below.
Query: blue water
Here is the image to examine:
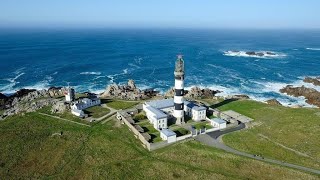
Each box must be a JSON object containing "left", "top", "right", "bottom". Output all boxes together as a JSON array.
[{"left": 1, "top": 29, "right": 320, "bottom": 106}]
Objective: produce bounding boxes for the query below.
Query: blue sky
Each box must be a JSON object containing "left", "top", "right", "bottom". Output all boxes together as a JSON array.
[{"left": 0, "top": 0, "right": 319, "bottom": 29}]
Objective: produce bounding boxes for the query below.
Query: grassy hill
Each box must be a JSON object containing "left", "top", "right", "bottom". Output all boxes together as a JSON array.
[
  {"left": 220, "top": 100, "right": 320, "bottom": 171},
  {"left": 0, "top": 110, "right": 319, "bottom": 179}
]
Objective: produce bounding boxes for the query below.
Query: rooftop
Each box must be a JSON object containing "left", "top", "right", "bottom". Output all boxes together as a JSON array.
[
  {"left": 145, "top": 106, "right": 168, "bottom": 119},
  {"left": 145, "top": 98, "right": 174, "bottom": 109},
  {"left": 210, "top": 118, "right": 226, "bottom": 124},
  {"left": 192, "top": 106, "right": 207, "bottom": 111},
  {"left": 161, "top": 129, "right": 176, "bottom": 137}
]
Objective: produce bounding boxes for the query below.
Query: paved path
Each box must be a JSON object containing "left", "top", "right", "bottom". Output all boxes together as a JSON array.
[
  {"left": 38, "top": 113, "right": 91, "bottom": 127},
  {"left": 95, "top": 105, "right": 117, "bottom": 122},
  {"left": 195, "top": 124, "right": 320, "bottom": 175}
]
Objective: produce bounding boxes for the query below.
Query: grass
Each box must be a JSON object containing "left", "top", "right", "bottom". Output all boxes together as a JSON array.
[
  {"left": 101, "top": 99, "right": 139, "bottom": 110},
  {"left": 133, "top": 112, "right": 147, "bottom": 123},
  {"left": 219, "top": 100, "right": 320, "bottom": 170},
  {"left": 193, "top": 121, "right": 213, "bottom": 130},
  {"left": 38, "top": 106, "right": 91, "bottom": 125},
  {"left": 83, "top": 106, "right": 110, "bottom": 118},
  {"left": 0, "top": 112, "right": 318, "bottom": 179}
]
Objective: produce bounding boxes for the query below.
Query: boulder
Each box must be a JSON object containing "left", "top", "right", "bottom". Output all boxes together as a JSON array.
[
  {"left": 101, "top": 80, "right": 158, "bottom": 100},
  {"left": 266, "top": 99, "right": 282, "bottom": 106}
]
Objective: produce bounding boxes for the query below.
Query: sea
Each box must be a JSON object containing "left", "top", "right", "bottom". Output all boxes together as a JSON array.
[{"left": 0, "top": 29, "right": 320, "bottom": 107}]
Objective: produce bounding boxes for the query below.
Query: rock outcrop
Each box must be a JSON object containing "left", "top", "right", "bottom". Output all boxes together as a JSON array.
[
  {"left": 0, "top": 87, "right": 67, "bottom": 118},
  {"left": 101, "top": 80, "right": 159, "bottom": 100},
  {"left": 51, "top": 101, "right": 69, "bottom": 114},
  {"left": 266, "top": 99, "right": 282, "bottom": 106},
  {"left": 303, "top": 77, "right": 320, "bottom": 86},
  {"left": 164, "top": 87, "right": 220, "bottom": 99},
  {"left": 280, "top": 85, "right": 320, "bottom": 107}
]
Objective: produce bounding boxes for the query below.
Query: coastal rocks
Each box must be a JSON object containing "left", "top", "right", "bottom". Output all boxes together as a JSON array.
[
  {"left": 185, "top": 87, "right": 220, "bottom": 99},
  {"left": 280, "top": 85, "right": 320, "bottom": 107},
  {"left": 51, "top": 101, "right": 69, "bottom": 114},
  {"left": 266, "top": 99, "right": 282, "bottom": 106},
  {"left": 2, "top": 98, "right": 59, "bottom": 117},
  {"left": 303, "top": 77, "right": 320, "bottom": 86},
  {"left": 227, "top": 94, "right": 250, "bottom": 100},
  {"left": 164, "top": 87, "right": 220, "bottom": 99},
  {"left": 101, "top": 80, "right": 158, "bottom": 100},
  {"left": 1, "top": 87, "right": 66, "bottom": 110},
  {"left": 0, "top": 87, "right": 68, "bottom": 118}
]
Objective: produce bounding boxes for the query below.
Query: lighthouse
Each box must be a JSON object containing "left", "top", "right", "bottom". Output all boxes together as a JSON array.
[{"left": 173, "top": 55, "right": 185, "bottom": 124}]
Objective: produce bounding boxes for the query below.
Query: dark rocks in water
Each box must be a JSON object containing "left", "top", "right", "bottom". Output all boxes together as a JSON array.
[
  {"left": 280, "top": 85, "right": 320, "bottom": 107},
  {"left": 303, "top": 77, "right": 320, "bottom": 86},
  {"left": 266, "top": 51, "right": 276, "bottom": 55},
  {"left": 266, "top": 99, "right": 282, "bottom": 106},
  {"left": 101, "top": 79, "right": 159, "bottom": 100},
  {"left": 246, "top": 51, "right": 256, "bottom": 55}
]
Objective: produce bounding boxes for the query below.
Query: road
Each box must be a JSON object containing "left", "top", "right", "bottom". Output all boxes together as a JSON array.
[
  {"left": 195, "top": 124, "right": 320, "bottom": 175},
  {"left": 38, "top": 113, "right": 91, "bottom": 127}
]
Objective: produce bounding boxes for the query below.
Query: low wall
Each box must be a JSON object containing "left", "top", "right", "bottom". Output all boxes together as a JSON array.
[
  {"left": 176, "top": 134, "right": 192, "bottom": 141},
  {"left": 118, "top": 112, "right": 152, "bottom": 150}
]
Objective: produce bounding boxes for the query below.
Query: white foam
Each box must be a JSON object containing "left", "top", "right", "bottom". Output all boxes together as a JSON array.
[
  {"left": 80, "top": 72, "right": 102, "bottom": 75},
  {"left": 223, "top": 50, "right": 286, "bottom": 59},
  {"left": 306, "top": 48, "right": 320, "bottom": 51},
  {"left": 107, "top": 69, "right": 129, "bottom": 83}
]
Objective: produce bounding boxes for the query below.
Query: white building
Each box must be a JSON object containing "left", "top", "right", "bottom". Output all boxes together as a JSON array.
[
  {"left": 160, "top": 129, "right": 177, "bottom": 143},
  {"left": 143, "top": 99, "right": 174, "bottom": 129},
  {"left": 209, "top": 118, "right": 227, "bottom": 130},
  {"left": 71, "top": 109, "right": 85, "bottom": 118},
  {"left": 71, "top": 98, "right": 101, "bottom": 110},
  {"left": 145, "top": 106, "right": 168, "bottom": 129},
  {"left": 143, "top": 99, "right": 207, "bottom": 129},
  {"left": 184, "top": 101, "right": 206, "bottom": 121},
  {"left": 71, "top": 97, "right": 101, "bottom": 117}
]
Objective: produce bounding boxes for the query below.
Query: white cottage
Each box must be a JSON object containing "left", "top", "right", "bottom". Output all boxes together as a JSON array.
[
  {"left": 160, "top": 129, "right": 177, "bottom": 143},
  {"left": 209, "top": 118, "right": 227, "bottom": 130}
]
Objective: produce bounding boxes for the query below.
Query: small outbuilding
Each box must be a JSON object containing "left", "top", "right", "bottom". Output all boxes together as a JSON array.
[
  {"left": 71, "top": 109, "right": 85, "bottom": 118},
  {"left": 209, "top": 118, "right": 227, "bottom": 130},
  {"left": 160, "top": 129, "right": 177, "bottom": 143}
]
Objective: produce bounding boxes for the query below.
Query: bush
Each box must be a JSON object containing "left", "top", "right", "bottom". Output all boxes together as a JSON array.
[{"left": 133, "top": 113, "right": 146, "bottom": 121}]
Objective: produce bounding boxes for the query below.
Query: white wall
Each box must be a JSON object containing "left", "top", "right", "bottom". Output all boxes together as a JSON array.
[{"left": 192, "top": 110, "right": 206, "bottom": 121}]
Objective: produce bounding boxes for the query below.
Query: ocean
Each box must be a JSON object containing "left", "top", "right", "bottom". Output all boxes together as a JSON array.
[{"left": 0, "top": 29, "right": 320, "bottom": 107}]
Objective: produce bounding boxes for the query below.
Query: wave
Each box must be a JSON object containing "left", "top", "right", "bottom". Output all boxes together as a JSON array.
[
  {"left": 223, "top": 50, "right": 286, "bottom": 59},
  {"left": 306, "top": 48, "right": 320, "bottom": 51},
  {"left": 80, "top": 72, "right": 102, "bottom": 75},
  {"left": 107, "top": 69, "right": 129, "bottom": 83}
]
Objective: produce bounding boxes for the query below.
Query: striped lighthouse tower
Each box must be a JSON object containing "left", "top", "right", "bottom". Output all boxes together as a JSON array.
[{"left": 173, "top": 55, "right": 185, "bottom": 125}]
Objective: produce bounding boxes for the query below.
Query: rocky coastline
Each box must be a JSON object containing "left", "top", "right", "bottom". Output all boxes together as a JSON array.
[
  {"left": 100, "top": 80, "right": 159, "bottom": 100},
  {"left": 0, "top": 87, "right": 67, "bottom": 119},
  {"left": 279, "top": 77, "right": 320, "bottom": 108}
]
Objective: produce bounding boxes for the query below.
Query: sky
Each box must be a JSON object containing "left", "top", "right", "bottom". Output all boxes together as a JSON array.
[{"left": 0, "top": 0, "right": 319, "bottom": 29}]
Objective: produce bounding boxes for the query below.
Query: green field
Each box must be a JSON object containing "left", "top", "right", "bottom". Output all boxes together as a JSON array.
[
  {"left": 102, "top": 99, "right": 139, "bottom": 110},
  {"left": 0, "top": 112, "right": 318, "bottom": 179},
  {"left": 39, "top": 106, "right": 91, "bottom": 125},
  {"left": 219, "top": 100, "right": 320, "bottom": 170},
  {"left": 84, "top": 106, "right": 110, "bottom": 118}
]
